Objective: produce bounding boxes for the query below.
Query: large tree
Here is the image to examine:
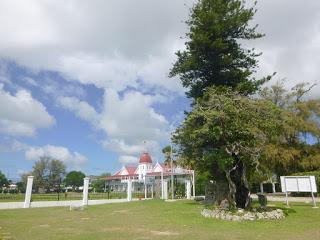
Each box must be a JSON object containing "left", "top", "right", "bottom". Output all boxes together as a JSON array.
[
  {"left": 170, "top": 0, "right": 270, "bottom": 98},
  {"left": 174, "top": 87, "right": 286, "bottom": 208}
]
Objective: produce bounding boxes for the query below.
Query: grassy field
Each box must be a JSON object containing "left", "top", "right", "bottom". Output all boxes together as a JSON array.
[
  {"left": 0, "top": 192, "right": 148, "bottom": 202},
  {"left": 0, "top": 200, "right": 319, "bottom": 240}
]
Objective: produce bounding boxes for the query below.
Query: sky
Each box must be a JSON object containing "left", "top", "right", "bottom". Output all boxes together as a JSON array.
[{"left": 1, "top": 0, "right": 320, "bottom": 180}]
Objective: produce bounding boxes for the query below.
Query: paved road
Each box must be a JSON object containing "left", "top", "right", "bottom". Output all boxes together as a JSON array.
[{"left": 251, "top": 194, "right": 320, "bottom": 203}]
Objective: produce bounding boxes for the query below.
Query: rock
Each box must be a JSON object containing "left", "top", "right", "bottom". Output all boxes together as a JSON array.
[
  {"left": 220, "top": 199, "right": 230, "bottom": 210},
  {"left": 201, "top": 208, "right": 284, "bottom": 221}
]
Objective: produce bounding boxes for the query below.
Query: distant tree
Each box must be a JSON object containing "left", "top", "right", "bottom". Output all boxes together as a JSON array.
[
  {"left": 170, "top": 0, "right": 271, "bottom": 99},
  {"left": 91, "top": 173, "right": 111, "bottom": 192},
  {"left": 259, "top": 81, "right": 320, "bottom": 175},
  {"left": 32, "top": 157, "right": 66, "bottom": 192},
  {"left": 162, "top": 146, "right": 176, "bottom": 166},
  {"left": 0, "top": 171, "right": 9, "bottom": 188},
  {"left": 65, "top": 171, "right": 86, "bottom": 189}
]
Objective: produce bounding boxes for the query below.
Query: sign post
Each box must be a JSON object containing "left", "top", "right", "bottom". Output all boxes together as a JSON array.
[{"left": 280, "top": 176, "right": 318, "bottom": 208}]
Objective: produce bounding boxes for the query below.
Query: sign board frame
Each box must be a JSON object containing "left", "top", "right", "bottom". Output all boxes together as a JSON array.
[{"left": 280, "top": 176, "right": 318, "bottom": 207}]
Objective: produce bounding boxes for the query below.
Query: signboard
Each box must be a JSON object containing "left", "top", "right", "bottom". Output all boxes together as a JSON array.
[
  {"left": 280, "top": 176, "right": 317, "bottom": 193},
  {"left": 280, "top": 176, "right": 318, "bottom": 207}
]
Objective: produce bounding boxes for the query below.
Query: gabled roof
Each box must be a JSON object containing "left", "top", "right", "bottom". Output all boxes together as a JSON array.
[{"left": 115, "top": 166, "right": 137, "bottom": 176}]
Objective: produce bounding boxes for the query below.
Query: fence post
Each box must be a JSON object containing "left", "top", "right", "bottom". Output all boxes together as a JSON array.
[
  {"left": 185, "top": 180, "right": 191, "bottom": 199},
  {"left": 163, "top": 180, "right": 168, "bottom": 200},
  {"left": 127, "top": 179, "right": 132, "bottom": 202},
  {"left": 192, "top": 170, "right": 195, "bottom": 198},
  {"left": 82, "top": 177, "right": 90, "bottom": 206},
  {"left": 24, "top": 176, "right": 34, "bottom": 208}
]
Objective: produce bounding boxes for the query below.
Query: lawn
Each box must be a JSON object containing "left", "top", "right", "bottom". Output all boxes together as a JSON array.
[{"left": 0, "top": 200, "right": 319, "bottom": 240}]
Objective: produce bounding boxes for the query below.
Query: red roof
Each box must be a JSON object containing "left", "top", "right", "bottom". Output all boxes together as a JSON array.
[
  {"left": 139, "top": 152, "right": 152, "bottom": 164},
  {"left": 125, "top": 166, "right": 137, "bottom": 175},
  {"left": 115, "top": 166, "right": 137, "bottom": 176}
]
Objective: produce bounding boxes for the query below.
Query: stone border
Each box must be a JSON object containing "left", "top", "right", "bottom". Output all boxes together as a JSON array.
[{"left": 201, "top": 208, "right": 285, "bottom": 221}]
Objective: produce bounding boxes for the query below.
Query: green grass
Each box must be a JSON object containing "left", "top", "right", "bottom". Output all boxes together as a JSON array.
[
  {"left": 0, "top": 200, "right": 319, "bottom": 240},
  {"left": 0, "top": 192, "right": 148, "bottom": 202}
]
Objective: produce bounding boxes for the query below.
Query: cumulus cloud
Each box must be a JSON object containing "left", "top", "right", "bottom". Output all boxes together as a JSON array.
[
  {"left": 119, "top": 155, "right": 139, "bottom": 165},
  {"left": 2, "top": 0, "right": 320, "bottom": 165},
  {"left": 25, "top": 145, "right": 87, "bottom": 169},
  {"left": 250, "top": 1, "right": 320, "bottom": 97},
  {"left": 57, "top": 89, "right": 168, "bottom": 164},
  {"left": 0, "top": 84, "right": 55, "bottom": 136},
  {"left": 0, "top": 0, "right": 191, "bottom": 94}
]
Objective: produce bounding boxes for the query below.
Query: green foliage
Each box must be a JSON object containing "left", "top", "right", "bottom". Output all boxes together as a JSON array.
[
  {"left": 170, "top": 0, "right": 270, "bottom": 98},
  {"left": 260, "top": 81, "right": 320, "bottom": 176},
  {"left": 0, "top": 171, "right": 9, "bottom": 187},
  {"left": 162, "top": 145, "right": 177, "bottom": 166},
  {"left": 31, "top": 156, "right": 66, "bottom": 192},
  {"left": 91, "top": 173, "right": 111, "bottom": 192},
  {"left": 174, "top": 87, "right": 285, "bottom": 180},
  {"left": 65, "top": 171, "right": 86, "bottom": 188}
]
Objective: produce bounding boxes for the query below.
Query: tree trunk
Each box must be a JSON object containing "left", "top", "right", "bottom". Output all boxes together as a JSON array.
[{"left": 229, "top": 158, "right": 250, "bottom": 209}]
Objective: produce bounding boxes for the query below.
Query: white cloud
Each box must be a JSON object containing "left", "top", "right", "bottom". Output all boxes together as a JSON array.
[
  {"left": 119, "top": 155, "right": 138, "bottom": 165},
  {"left": 251, "top": 0, "right": 320, "bottom": 97},
  {"left": 25, "top": 145, "right": 87, "bottom": 169},
  {"left": 0, "top": 139, "right": 28, "bottom": 153},
  {"left": 57, "top": 89, "right": 169, "bottom": 164},
  {"left": 0, "top": 84, "right": 55, "bottom": 136},
  {"left": 0, "top": 0, "right": 191, "bottom": 94}
]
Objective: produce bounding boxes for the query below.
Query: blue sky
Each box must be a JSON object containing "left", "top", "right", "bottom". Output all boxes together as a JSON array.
[
  {"left": 1, "top": 0, "right": 320, "bottom": 180},
  {"left": 0, "top": 60, "right": 190, "bottom": 179}
]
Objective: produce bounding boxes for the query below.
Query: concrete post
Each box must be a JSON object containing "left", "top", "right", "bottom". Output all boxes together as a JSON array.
[
  {"left": 151, "top": 184, "right": 154, "bottom": 199},
  {"left": 163, "top": 180, "right": 168, "bottom": 200},
  {"left": 272, "top": 182, "right": 276, "bottom": 193},
  {"left": 82, "top": 177, "right": 90, "bottom": 206},
  {"left": 185, "top": 180, "right": 191, "bottom": 199},
  {"left": 144, "top": 183, "right": 147, "bottom": 199},
  {"left": 161, "top": 171, "right": 164, "bottom": 199},
  {"left": 260, "top": 183, "right": 264, "bottom": 193},
  {"left": 127, "top": 179, "right": 132, "bottom": 202},
  {"left": 192, "top": 171, "right": 195, "bottom": 198},
  {"left": 24, "top": 176, "right": 34, "bottom": 208}
]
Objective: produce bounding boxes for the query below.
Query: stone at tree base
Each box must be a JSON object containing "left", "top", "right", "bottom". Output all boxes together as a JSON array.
[
  {"left": 220, "top": 199, "right": 230, "bottom": 210},
  {"left": 201, "top": 208, "right": 284, "bottom": 221}
]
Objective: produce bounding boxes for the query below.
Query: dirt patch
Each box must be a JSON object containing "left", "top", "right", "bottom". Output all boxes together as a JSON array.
[
  {"left": 113, "top": 209, "right": 129, "bottom": 214},
  {"left": 150, "top": 230, "right": 179, "bottom": 236},
  {"left": 38, "top": 224, "right": 50, "bottom": 228}
]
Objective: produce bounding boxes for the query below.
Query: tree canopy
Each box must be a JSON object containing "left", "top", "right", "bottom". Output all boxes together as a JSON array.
[
  {"left": 174, "top": 87, "right": 286, "bottom": 207},
  {"left": 31, "top": 157, "right": 66, "bottom": 191},
  {"left": 170, "top": 0, "right": 269, "bottom": 99},
  {"left": 0, "top": 171, "right": 9, "bottom": 187},
  {"left": 65, "top": 171, "right": 86, "bottom": 189}
]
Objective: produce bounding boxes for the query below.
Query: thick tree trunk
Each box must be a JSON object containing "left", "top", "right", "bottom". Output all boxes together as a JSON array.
[{"left": 229, "top": 158, "right": 250, "bottom": 209}]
